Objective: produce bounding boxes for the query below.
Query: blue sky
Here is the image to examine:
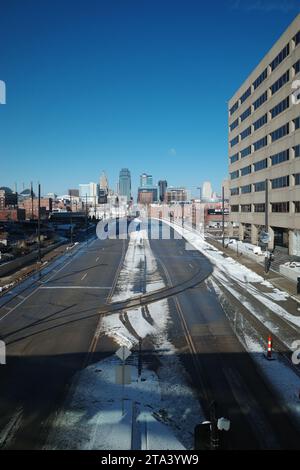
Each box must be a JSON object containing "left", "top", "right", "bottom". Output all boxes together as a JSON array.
[{"left": 0, "top": 0, "right": 299, "bottom": 197}]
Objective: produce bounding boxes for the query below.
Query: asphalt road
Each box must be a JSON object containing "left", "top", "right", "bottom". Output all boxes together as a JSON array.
[
  {"left": 149, "top": 225, "right": 300, "bottom": 450},
  {"left": 0, "top": 220, "right": 299, "bottom": 449},
  {"left": 0, "top": 236, "right": 127, "bottom": 449}
]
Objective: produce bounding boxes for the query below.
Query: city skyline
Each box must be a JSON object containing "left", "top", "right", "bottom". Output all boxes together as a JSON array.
[{"left": 1, "top": 1, "right": 299, "bottom": 195}]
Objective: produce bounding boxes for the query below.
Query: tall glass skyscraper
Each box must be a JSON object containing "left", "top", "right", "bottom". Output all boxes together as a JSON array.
[{"left": 119, "top": 168, "right": 131, "bottom": 201}]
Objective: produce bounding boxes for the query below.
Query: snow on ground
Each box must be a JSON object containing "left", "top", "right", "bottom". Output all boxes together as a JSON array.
[
  {"left": 161, "top": 220, "right": 300, "bottom": 342},
  {"left": 46, "top": 228, "right": 203, "bottom": 450},
  {"left": 46, "top": 356, "right": 187, "bottom": 450},
  {"left": 207, "top": 276, "right": 300, "bottom": 429}
]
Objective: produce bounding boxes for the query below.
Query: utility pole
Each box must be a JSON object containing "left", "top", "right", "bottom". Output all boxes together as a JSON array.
[
  {"left": 31, "top": 181, "right": 34, "bottom": 220},
  {"left": 222, "top": 185, "right": 225, "bottom": 248},
  {"left": 265, "top": 178, "right": 269, "bottom": 236},
  {"left": 85, "top": 193, "right": 88, "bottom": 247},
  {"left": 265, "top": 178, "right": 270, "bottom": 273},
  {"left": 37, "top": 183, "right": 41, "bottom": 264},
  {"left": 209, "top": 401, "right": 219, "bottom": 450},
  {"left": 70, "top": 195, "right": 73, "bottom": 245}
]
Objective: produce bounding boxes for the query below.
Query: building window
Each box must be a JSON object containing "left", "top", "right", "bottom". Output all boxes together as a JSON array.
[
  {"left": 270, "top": 43, "right": 290, "bottom": 71},
  {"left": 270, "top": 123, "right": 289, "bottom": 142},
  {"left": 294, "top": 117, "right": 300, "bottom": 130},
  {"left": 254, "top": 158, "right": 267, "bottom": 171},
  {"left": 241, "top": 145, "right": 251, "bottom": 158},
  {"left": 253, "top": 136, "right": 267, "bottom": 151},
  {"left": 293, "top": 59, "right": 300, "bottom": 75},
  {"left": 240, "top": 165, "right": 251, "bottom": 176},
  {"left": 295, "top": 174, "right": 300, "bottom": 186},
  {"left": 240, "top": 126, "right": 251, "bottom": 140},
  {"left": 241, "top": 204, "right": 252, "bottom": 212},
  {"left": 270, "top": 97, "right": 289, "bottom": 119},
  {"left": 253, "top": 68, "right": 267, "bottom": 90},
  {"left": 230, "top": 136, "right": 239, "bottom": 147},
  {"left": 271, "top": 202, "right": 289, "bottom": 213},
  {"left": 230, "top": 101, "right": 239, "bottom": 116},
  {"left": 254, "top": 203, "right": 265, "bottom": 213},
  {"left": 230, "top": 170, "right": 239, "bottom": 180},
  {"left": 295, "top": 201, "right": 300, "bottom": 213},
  {"left": 230, "top": 187, "right": 239, "bottom": 196},
  {"left": 294, "top": 31, "right": 300, "bottom": 47},
  {"left": 230, "top": 118, "right": 239, "bottom": 132},
  {"left": 294, "top": 145, "right": 300, "bottom": 157},
  {"left": 231, "top": 205, "right": 239, "bottom": 212},
  {"left": 240, "top": 106, "right": 251, "bottom": 122},
  {"left": 230, "top": 153, "right": 239, "bottom": 164},
  {"left": 241, "top": 184, "right": 252, "bottom": 194},
  {"left": 254, "top": 181, "right": 266, "bottom": 192},
  {"left": 253, "top": 91, "right": 267, "bottom": 110},
  {"left": 271, "top": 175, "right": 289, "bottom": 189},
  {"left": 270, "top": 149, "right": 289, "bottom": 166},
  {"left": 240, "top": 87, "right": 251, "bottom": 104},
  {"left": 270, "top": 70, "right": 289, "bottom": 95},
  {"left": 253, "top": 114, "right": 267, "bottom": 131}
]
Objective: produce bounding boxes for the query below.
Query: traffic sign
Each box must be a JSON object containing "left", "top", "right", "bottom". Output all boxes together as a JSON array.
[{"left": 115, "top": 345, "right": 132, "bottom": 362}]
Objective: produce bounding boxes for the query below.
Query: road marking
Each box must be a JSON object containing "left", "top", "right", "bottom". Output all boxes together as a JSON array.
[
  {"left": 189, "top": 263, "right": 193, "bottom": 269},
  {"left": 0, "top": 239, "right": 96, "bottom": 321},
  {"left": 39, "top": 286, "right": 112, "bottom": 289},
  {"left": 96, "top": 257, "right": 100, "bottom": 262},
  {"left": 81, "top": 273, "right": 88, "bottom": 281}
]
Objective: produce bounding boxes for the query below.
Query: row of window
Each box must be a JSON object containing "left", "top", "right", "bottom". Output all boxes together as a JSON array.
[
  {"left": 230, "top": 117, "right": 299, "bottom": 154},
  {"left": 230, "top": 146, "right": 300, "bottom": 177},
  {"left": 229, "top": 31, "right": 299, "bottom": 117},
  {"left": 230, "top": 64, "right": 298, "bottom": 134},
  {"left": 230, "top": 201, "right": 300, "bottom": 214},
  {"left": 230, "top": 96, "right": 290, "bottom": 145},
  {"left": 231, "top": 144, "right": 300, "bottom": 165},
  {"left": 230, "top": 97, "right": 294, "bottom": 146},
  {"left": 230, "top": 173, "right": 300, "bottom": 196}
]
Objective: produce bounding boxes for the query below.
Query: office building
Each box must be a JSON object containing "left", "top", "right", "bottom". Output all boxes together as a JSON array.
[
  {"left": 165, "top": 187, "right": 187, "bottom": 203},
  {"left": 137, "top": 187, "right": 158, "bottom": 204},
  {"left": 79, "top": 182, "right": 97, "bottom": 201},
  {"left": 158, "top": 180, "right": 168, "bottom": 202},
  {"left": 202, "top": 181, "right": 213, "bottom": 201},
  {"left": 140, "top": 173, "right": 153, "bottom": 188},
  {"left": 99, "top": 171, "right": 109, "bottom": 192},
  {"left": 228, "top": 14, "right": 300, "bottom": 255},
  {"left": 119, "top": 168, "right": 131, "bottom": 201}
]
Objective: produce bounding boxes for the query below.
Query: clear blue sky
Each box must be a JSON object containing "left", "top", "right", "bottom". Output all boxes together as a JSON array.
[{"left": 0, "top": 0, "right": 299, "bottom": 197}]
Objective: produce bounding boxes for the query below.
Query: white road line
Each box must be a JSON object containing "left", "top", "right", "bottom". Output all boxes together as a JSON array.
[
  {"left": 81, "top": 273, "right": 88, "bottom": 281},
  {"left": 96, "top": 257, "right": 100, "bottom": 262},
  {"left": 39, "top": 286, "right": 112, "bottom": 289},
  {"left": 0, "top": 240, "right": 93, "bottom": 321},
  {"left": 189, "top": 263, "right": 193, "bottom": 269}
]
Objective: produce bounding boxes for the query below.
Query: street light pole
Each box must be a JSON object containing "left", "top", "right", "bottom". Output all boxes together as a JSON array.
[
  {"left": 85, "top": 193, "right": 88, "bottom": 247},
  {"left": 37, "top": 183, "right": 41, "bottom": 264},
  {"left": 70, "top": 195, "right": 73, "bottom": 245},
  {"left": 222, "top": 186, "right": 225, "bottom": 248}
]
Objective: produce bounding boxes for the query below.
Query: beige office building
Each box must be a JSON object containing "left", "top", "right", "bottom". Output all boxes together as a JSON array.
[{"left": 228, "top": 14, "right": 300, "bottom": 255}]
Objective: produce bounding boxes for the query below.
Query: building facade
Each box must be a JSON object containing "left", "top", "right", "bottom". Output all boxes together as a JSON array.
[
  {"left": 140, "top": 173, "right": 153, "bottom": 188},
  {"left": 165, "top": 187, "right": 187, "bottom": 203},
  {"left": 119, "top": 168, "right": 131, "bottom": 201},
  {"left": 228, "top": 14, "right": 300, "bottom": 255},
  {"left": 158, "top": 180, "right": 168, "bottom": 202}
]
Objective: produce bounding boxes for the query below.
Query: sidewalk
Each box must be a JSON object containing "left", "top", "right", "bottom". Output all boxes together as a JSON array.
[{"left": 207, "top": 237, "right": 300, "bottom": 304}]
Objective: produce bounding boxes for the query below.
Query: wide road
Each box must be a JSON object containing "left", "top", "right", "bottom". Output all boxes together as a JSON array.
[
  {"left": 149, "top": 222, "right": 300, "bottom": 450},
  {"left": 0, "top": 236, "right": 127, "bottom": 449},
  {"left": 0, "top": 220, "right": 299, "bottom": 449}
]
